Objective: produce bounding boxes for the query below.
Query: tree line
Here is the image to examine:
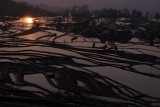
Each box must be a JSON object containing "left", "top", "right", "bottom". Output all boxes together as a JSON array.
[{"left": 61, "top": 5, "right": 160, "bottom": 21}]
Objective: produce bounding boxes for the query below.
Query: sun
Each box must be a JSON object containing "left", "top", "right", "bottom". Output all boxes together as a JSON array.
[{"left": 25, "top": 17, "right": 33, "bottom": 24}]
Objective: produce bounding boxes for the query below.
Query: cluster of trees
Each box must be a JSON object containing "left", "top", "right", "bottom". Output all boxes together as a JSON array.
[
  {"left": 62, "top": 7, "right": 144, "bottom": 19},
  {"left": 60, "top": 7, "right": 145, "bottom": 23},
  {"left": 154, "top": 13, "right": 160, "bottom": 20},
  {"left": 62, "top": 5, "right": 160, "bottom": 21},
  {"left": 62, "top": 4, "right": 90, "bottom": 22},
  {"left": 93, "top": 8, "right": 160, "bottom": 21},
  {"left": 93, "top": 8, "right": 131, "bottom": 18},
  {"left": 0, "top": 0, "right": 55, "bottom": 17},
  {"left": 92, "top": 8, "right": 147, "bottom": 19},
  {"left": 145, "top": 12, "right": 160, "bottom": 20}
]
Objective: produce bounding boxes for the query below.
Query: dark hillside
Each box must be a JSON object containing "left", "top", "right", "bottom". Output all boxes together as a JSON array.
[{"left": 0, "top": 0, "right": 53, "bottom": 17}]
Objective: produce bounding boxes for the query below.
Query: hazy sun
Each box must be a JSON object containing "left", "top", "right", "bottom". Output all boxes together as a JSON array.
[{"left": 25, "top": 17, "right": 33, "bottom": 24}]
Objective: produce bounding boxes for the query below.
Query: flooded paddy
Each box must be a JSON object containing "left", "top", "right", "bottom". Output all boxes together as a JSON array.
[{"left": 0, "top": 17, "right": 160, "bottom": 107}]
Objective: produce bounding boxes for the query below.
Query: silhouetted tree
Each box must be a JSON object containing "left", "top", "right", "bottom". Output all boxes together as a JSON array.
[
  {"left": 150, "top": 14, "right": 154, "bottom": 19},
  {"left": 67, "top": 4, "right": 90, "bottom": 22},
  {"left": 131, "top": 9, "right": 142, "bottom": 17},
  {"left": 145, "top": 12, "right": 149, "bottom": 19},
  {"left": 132, "top": 9, "right": 136, "bottom": 17},
  {"left": 122, "top": 8, "right": 130, "bottom": 18},
  {"left": 136, "top": 11, "right": 142, "bottom": 17},
  {"left": 155, "top": 13, "right": 160, "bottom": 21}
]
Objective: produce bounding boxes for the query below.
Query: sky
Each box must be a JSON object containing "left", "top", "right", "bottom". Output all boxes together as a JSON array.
[{"left": 14, "top": 0, "right": 160, "bottom": 13}]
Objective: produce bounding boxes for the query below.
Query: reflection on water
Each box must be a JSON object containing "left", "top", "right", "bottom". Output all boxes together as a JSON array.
[
  {"left": 85, "top": 66, "right": 160, "bottom": 98},
  {"left": 12, "top": 17, "right": 34, "bottom": 30},
  {"left": 0, "top": 17, "right": 160, "bottom": 106},
  {"left": 24, "top": 23, "right": 33, "bottom": 30},
  {"left": 18, "top": 32, "right": 49, "bottom": 40}
]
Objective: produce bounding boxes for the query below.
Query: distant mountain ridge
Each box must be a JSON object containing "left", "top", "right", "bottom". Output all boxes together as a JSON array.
[
  {"left": 32, "top": 3, "right": 64, "bottom": 13},
  {"left": 0, "top": 0, "right": 56, "bottom": 16},
  {"left": 14, "top": 0, "right": 64, "bottom": 13}
]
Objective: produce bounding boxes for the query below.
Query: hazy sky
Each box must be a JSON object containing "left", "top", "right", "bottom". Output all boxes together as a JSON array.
[{"left": 14, "top": 0, "right": 160, "bottom": 13}]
